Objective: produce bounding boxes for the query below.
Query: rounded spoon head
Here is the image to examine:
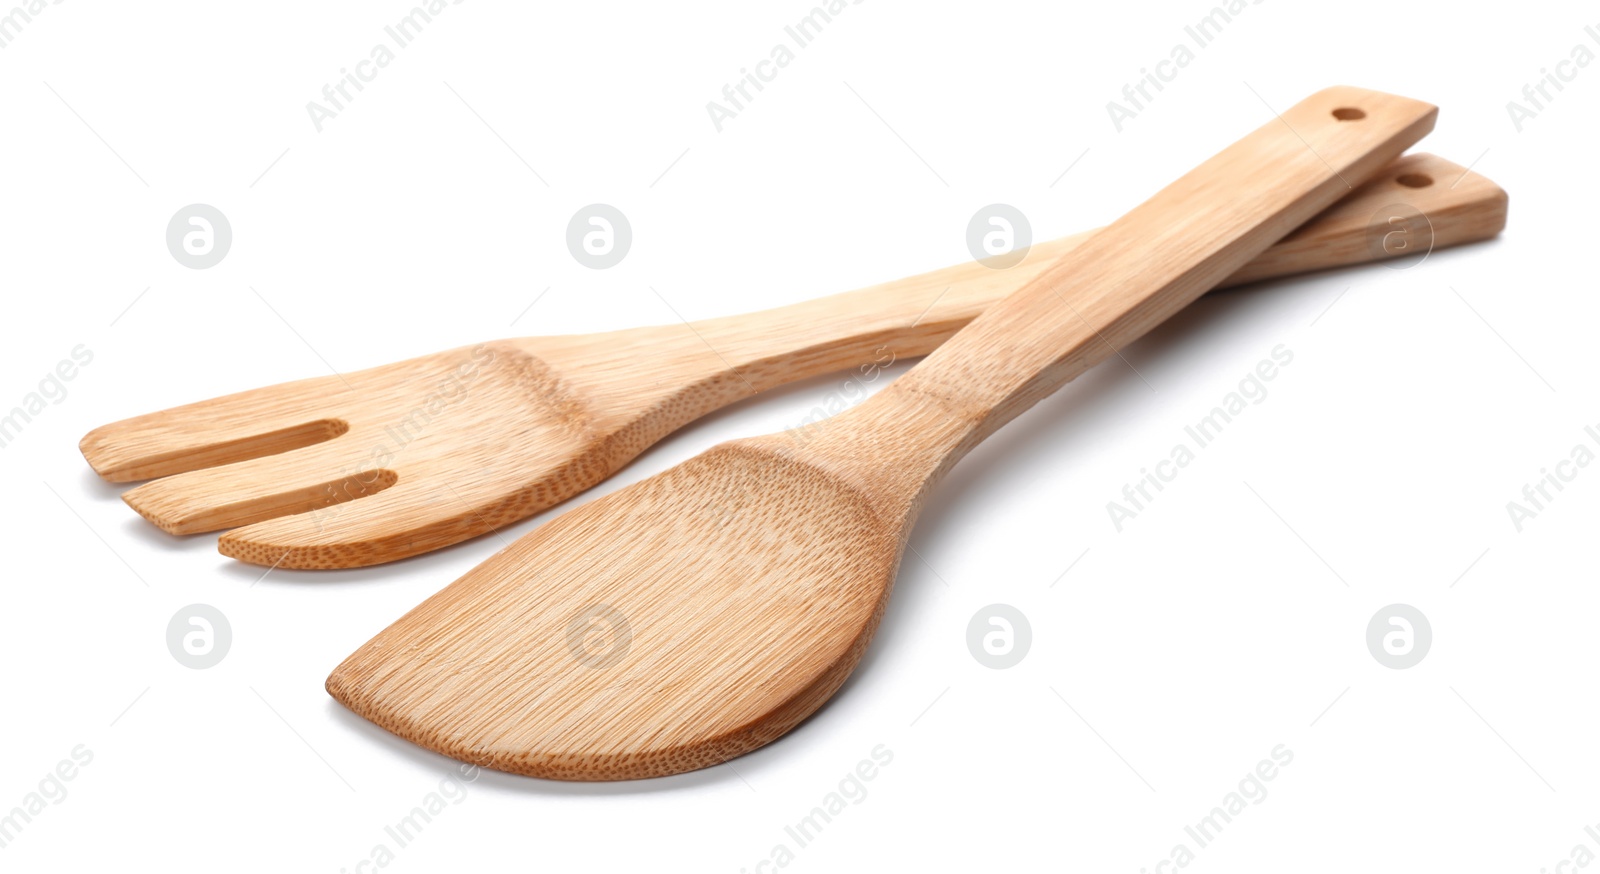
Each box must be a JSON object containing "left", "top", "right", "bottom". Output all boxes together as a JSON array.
[{"left": 326, "top": 440, "right": 902, "bottom": 779}]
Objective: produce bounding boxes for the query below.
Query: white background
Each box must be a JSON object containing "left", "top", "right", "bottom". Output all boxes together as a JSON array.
[{"left": 2, "top": 0, "right": 1596, "bottom": 871}]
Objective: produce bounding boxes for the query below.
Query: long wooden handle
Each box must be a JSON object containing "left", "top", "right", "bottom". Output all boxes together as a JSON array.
[
  {"left": 841, "top": 86, "right": 1438, "bottom": 475},
  {"left": 685, "top": 150, "right": 1499, "bottom": 391}
]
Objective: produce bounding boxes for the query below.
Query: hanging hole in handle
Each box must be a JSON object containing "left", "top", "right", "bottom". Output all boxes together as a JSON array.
[
  {"left": 1395, "top": 173, "right": 1434, "bottom": 189},
  {"left": 1331, "top": 107, "right": 1366, "bottom": 121}
]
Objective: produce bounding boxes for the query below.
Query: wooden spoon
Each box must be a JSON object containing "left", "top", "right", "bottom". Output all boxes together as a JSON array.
[
  {"left": 327, "top": 87, "right": 1439, "bottom": 778},
  {"left": 79, "top": 151, "right": 1504, "bottom": 569}
]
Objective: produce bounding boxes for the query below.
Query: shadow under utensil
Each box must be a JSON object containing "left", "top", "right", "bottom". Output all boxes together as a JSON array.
[
  {"left": 902, "top": 272, "right": 1313, "bottom": 578},
  {"left": 79, "top": 466, "right": 128, "bottom": 501},
  {"left": 116, "top": 515, "right": 217, "bottom": 556}
]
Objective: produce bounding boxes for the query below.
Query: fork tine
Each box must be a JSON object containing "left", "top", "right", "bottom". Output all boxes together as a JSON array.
[
  {"left": 79, "top": 373, "right": 351, "bottom": 482},
  {"left": 218, "top": 479, "right": 530, "bottom": 569},
  {"left": 119, "top": 437, "right": 393, "bottom": 535}
]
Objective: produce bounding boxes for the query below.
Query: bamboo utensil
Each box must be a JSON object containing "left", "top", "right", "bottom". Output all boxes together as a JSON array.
[
  {"left": 327, "top": 86, "right": 1439, "bottom": 779},
  {"left": 80, "top": 151, "right": 1504, "bottom": 569}
]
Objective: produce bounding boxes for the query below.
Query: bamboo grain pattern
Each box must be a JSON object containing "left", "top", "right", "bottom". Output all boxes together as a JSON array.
[
  {"left": 81, "top": 151, "right": 1503, "bottom": 569},
  {"left": 326, "top": 87, "right": 1441, "bottom": 779}
]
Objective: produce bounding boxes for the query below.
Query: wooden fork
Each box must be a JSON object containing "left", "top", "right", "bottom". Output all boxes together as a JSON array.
[{"left": 81, "top": 150, "right": 1503, "bottom": 569}]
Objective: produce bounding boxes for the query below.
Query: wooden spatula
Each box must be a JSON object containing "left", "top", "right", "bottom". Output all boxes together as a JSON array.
[
  {"left": 328, "top": 87, "right": 1440, "bottom": 779},
  {"left": 80, "top": 150, "right": 1504, "bottom": 569}
]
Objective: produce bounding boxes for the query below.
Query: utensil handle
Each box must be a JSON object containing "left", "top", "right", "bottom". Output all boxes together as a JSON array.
[
  {"left": 821, "top": 86, "right": 1439, "bottom": 483},
  {"left": 686, "top": 150, "right": 1500, "bottom": 392}
]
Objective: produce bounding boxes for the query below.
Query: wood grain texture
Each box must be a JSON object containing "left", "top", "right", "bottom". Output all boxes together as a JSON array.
[
  {"left": 79, "top": 151, "right": 1503, "bottom": 569},
  {"left": 327, "top": 87, "right": 1439, "bottom": 779}
]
